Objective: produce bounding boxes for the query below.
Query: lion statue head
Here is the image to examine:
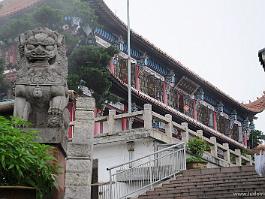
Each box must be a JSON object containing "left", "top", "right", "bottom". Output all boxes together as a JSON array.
[{"left": 16, "top": 27, "right": 68, "bottom": 85}]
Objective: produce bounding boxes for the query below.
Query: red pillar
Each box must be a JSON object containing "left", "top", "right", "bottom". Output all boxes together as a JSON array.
[
  {"left": 94, "top": 109, "right": 101, "bottom": 136},
  {"left": 135, "top": 65, "right": 140, "bottom": 90},
  {"left": 109, "top": 58, "right": 115, "bottom": 74},
  {"left": 67, "top": 102, "right": 75, "bottom": 140},
  {"left": 213, "top": 111, "right": 217, "bottom": 130},
  {"left": 163, "top": 81, "right": 168, "bottom": 105},
  {"left": 122, "top": 105, "right": 128, "bottom": 130},
  {"left": 193, "top": 100, "right": 197, "bottom": 120}
]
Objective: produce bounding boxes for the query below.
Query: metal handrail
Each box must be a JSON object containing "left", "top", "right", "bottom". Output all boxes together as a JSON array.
[
  {"left": 98, "top": 142, "right": 186, "bottom": 199},
  {"left": 107, "top": 142, "right": 185, "bottom": 170}
]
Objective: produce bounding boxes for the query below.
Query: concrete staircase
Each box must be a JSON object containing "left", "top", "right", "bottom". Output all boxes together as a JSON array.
[{"left": 138, "top": 166, "right": 265, "bottom": 199}]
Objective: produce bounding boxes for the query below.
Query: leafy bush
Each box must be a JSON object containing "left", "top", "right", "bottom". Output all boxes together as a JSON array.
[
  {"left": 187, "top": 137, "right": 209, "bottom": 157},
  {"left": 0, "top": 116, "right": 59, "bottom": 199},
  {"left": 187, "top": 137, "right": 209, "bottom": 163}
]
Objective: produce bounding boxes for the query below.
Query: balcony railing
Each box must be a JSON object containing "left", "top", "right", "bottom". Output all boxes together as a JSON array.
[{"left": 94, "top": 104, "right": 252, "bottom": 167}]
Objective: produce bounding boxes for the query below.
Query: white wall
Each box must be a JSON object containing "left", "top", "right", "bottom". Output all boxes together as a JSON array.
[{"left": 94, "top": 138, "right": 156, "bottom": 182}]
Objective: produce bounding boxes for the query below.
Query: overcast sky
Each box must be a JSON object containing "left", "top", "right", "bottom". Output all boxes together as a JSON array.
[{"left": 104, "top": 0, "right": 265, "bottom": 132}]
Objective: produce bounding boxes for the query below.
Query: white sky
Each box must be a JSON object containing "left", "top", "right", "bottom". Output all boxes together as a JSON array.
[{"left": 104, "top": 0, "right": 265, "bottom": 132}]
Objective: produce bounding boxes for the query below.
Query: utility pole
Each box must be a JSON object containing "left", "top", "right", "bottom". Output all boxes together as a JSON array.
[{"left": 127, "top": 0, "right": 131, "bottom": 114}]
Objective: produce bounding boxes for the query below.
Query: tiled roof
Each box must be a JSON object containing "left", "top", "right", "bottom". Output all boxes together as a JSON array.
[
  {"left": 242, "top": 92, "right": 265, "bottom": 113},
  {"left": 0, "top": 0, "right": 43, "bottom": 18}
]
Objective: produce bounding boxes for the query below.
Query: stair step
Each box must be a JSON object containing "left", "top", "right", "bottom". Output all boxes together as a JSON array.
[{"left": 137, "top": 166, "right": 265, "bottom": 199}]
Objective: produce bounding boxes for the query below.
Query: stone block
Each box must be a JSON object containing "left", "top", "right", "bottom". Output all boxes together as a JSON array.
[
  {"left": 71, "top": 128, "right": 92, "bottom": 144},
  {"left": 76, "top": 97, "right": 95, "bottom": 111},
  {"left": 67, "top": 143, "right": 92, "bottom": 157},
  {"left": 65, "top": 172, "right": 91, "bottom": 186},
  {"left": 34, "top": 128, "right": 67, "bottom": 154},
  {"left": 66, "top": 159, "right": 92, "bottom": 173},
  {"left": 64, "top": 186, "right": 91, "bottom": 199},
  {"left": 75, "top": 111, "right": 94, "bottom": 121}
]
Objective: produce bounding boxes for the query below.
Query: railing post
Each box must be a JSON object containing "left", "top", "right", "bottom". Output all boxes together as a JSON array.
[
  {"left": 165, "top": 114, "right": 173, "bottom": 139},
  {"left": 181, "top": 122, "right": 189, "bottom": 143},
  {"left": 109, "top": 169, "right": 112, "bottom": 199},
  {"left": 210, "top": 137, "right": 218, "bottom": 157},
  {"left": 143, "top": 104, "right": 152, "bottom": 129},
  {"left": 223, "top": 143, "right": 231, "bottom": 165},
  {"left": 149, "top": 156, "right": 153, "bottom": 189},
  {"left": 235, "top": 149, "right": 242, "bottom": 166},
  {"left": 108, "top": 110, "right": 116, "bottom": 134},
  {"left": 196, "top": 130, "right": 203, "bottom": 138},
  {"left": 246, "top": 155, "right": 253, "bottom": 165}
]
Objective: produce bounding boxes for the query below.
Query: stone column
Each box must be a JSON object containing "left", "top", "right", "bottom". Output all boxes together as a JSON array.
[
  {"left": 165, "top": 114, "right": 173, "bottom": 139},
  {"left": 64, "top": 97, "right": 95, "bottom": 199},
  {"left": 143, "top": 104, "right": 152, "bottom": 129},
  {"left": 181, "top": 122, "right": 189, "bottom": 143}
]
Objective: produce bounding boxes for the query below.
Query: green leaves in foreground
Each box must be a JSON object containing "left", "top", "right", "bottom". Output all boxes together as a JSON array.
[{"left": 0, "top": 116, "right": 59, "bottom": 199}]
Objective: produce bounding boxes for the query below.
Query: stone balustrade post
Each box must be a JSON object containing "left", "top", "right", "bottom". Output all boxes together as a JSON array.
[
  {"left": 196, "top": 130, "right": 203, "bottom": 138},
  {"left": 165, "top": 114, "right": 173, "bottom": 138},
  {"left": 210, "top": 137, "right": 218, "bottom": 157},
  {"left": 65, "top": 97, "right": 95, "bottom": 199},
  {"left": 223, "top": 143, "right": 231, "bottom": 164},
  {"left": 246, "top": 155, "right": 253, "bottom": 165},
  {"left": 143, "top": 104, "right": 152, "bottom": 129},
  {"left": 181, "top": 122, "right": 189, "bottom": 143},
  {"left": 235, "top": 149, "right": 242, "bottom": 166},
  {"left": 108, "top": 110, "right": 116, "bottom": 134}
]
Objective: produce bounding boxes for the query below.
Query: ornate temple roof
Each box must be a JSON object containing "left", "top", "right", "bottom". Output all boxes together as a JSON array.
[{"left": 242, "top": 92, "right": 265, "bottom": 113}]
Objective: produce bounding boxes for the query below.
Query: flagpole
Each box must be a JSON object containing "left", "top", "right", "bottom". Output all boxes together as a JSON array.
[{"left": 127, "top": 0, "right": 132, "bottom": 114}]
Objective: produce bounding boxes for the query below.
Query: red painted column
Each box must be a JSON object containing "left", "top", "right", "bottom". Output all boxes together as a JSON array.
[
  {"left": 193, "top": 100, "right": 197, "bottom": 120},
  {"left": 122, "top": 105, "right": 128, "bottom": 130},
  {"left": 135, "top": 65, "right": 140, "bottom": 90},
  {"left": 67, "top": 102, "right": 75, "bottom": 140},
  {"left": 163, "top": 81, "right": 168, "bottom": 105},
  {"left": 109, "top": 58, "right": 115, "bottom": 74},
  {"left": 94, "top": 109, "right": 101, "bottom": 136},
  {"left": 213, "top": 111, "right": 217, "bottom": 130}
]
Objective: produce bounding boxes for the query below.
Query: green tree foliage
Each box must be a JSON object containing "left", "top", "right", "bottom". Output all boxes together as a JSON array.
[
  {"left": 0, "top": 116, "right": 59, "bottom": 199},
  {"left": 249, "top": 130, "right": 265, "bottom": 149},
  {"left": 0, "top": 0, "right": 96, "bottom": 49},
  {"left": 33, "top": 5, "right": 63, "bottom": 29},
  {"left": 0, "top": 15, "right": 34, "bottom": 42},
  {"left": 69, "top": 45, "right": 119, "bottom": 108}
]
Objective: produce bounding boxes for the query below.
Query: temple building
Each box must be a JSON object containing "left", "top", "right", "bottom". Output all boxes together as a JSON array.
[{"left": 1, "top": 0, "right": 265, "bottom": 198}]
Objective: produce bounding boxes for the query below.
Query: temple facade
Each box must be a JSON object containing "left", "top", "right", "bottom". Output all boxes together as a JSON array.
[{"left": 1, "top": 0, "right": 265, "bottom": 198}]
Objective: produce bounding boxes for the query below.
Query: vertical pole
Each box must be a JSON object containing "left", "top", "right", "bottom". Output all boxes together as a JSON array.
[
  {"left": 127, "top": 0, "right": 132, "bottom": 114},
  {"left": 213, "top": 111, "right": 217, "bottom": 130},
  {"left": 149, "top": 156, "right": 153, "bottom": 189},
  {"left": 163, "top": 81, "right": 168, "bottom": 105},
  {"left": 109, "top": 169, "right": 112, "bottom": 199}
]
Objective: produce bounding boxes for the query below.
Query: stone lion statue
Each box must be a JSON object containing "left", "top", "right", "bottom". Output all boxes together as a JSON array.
[{"left": 14, "top": 27, "right": 70, "bottom": 128}]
